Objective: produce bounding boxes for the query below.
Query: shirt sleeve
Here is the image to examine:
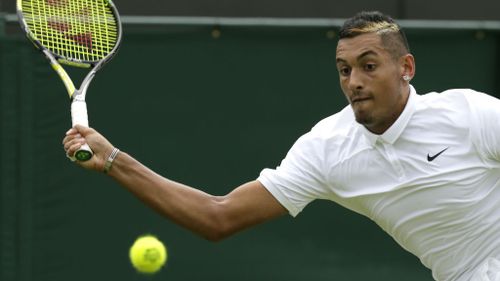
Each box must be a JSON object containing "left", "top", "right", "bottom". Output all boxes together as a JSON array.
[
  {"left": 465, "top": 90, "right": 500, "bottom": 161},
  {"left": 257, "top": 132, "right": 330, "bottom": 217}
]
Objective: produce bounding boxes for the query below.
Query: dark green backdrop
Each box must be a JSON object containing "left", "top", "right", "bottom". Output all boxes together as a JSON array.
[{"left": 1, "top": 18, "right": 499, "bottom": 281}]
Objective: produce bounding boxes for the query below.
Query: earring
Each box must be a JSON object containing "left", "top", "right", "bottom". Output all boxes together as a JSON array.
[{"left": 403, "top": 75, "right": 411, "bottom": 81}]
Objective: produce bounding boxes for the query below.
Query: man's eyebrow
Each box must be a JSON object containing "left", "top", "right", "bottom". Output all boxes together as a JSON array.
[
  {"left": 336, "top": 58, "right": 346, "bottom": 64},
  {"left": 336, "top": 50, "right": 379, "bottom": 64},
  {"left": 358, "top": 50, "right": 378, "bottom": 60}
]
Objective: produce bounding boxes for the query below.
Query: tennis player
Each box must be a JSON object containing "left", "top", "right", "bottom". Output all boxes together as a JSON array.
[{"left": 63, "top": 11, "right": 500, "bottom": 281}]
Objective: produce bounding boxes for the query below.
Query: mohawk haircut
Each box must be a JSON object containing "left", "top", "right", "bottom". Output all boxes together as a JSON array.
[{"left": 339, "top": 11, "right": 410, "bottom": 60}]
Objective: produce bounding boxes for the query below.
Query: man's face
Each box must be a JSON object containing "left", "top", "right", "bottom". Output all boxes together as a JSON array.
[{"left": 336, "top": 33, "right": 409, "bottom": 134}]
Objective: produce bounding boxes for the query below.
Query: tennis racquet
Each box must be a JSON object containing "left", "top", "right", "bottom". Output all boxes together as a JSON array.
[{"left": 17, "top": 0, "right": 122, "bottom": 161}]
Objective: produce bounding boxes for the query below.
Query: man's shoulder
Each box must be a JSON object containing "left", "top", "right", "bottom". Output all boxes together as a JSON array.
[
  {"left": 419, "top": 88, "right": 491, "bottom": 104},
  {"left": 418, "top": 88, "right": 498, "bottom": 113}
]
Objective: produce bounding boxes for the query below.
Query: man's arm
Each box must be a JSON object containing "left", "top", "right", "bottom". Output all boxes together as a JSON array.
[{"left": 63, "top": 125, "right": 287, "bottom": 241}]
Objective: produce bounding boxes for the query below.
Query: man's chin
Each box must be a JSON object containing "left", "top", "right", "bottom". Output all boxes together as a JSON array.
[{"left": 354, "top": 113, "right": 373, "bottom": 128}]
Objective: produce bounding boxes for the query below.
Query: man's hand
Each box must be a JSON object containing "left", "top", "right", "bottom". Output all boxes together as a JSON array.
[{"left": 63, "top": 125, "right": 115, "bottom": 172}]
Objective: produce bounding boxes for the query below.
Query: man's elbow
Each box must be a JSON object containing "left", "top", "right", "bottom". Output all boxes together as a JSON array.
[
  {"left": 200, "top": 219, "right": 236, "bottom": 242},
  {"left": 202, "top": 231, "right": 229, "bottom": 243},
  {"left": 201, "top": 198, "right": 239, "bottom": 242}
]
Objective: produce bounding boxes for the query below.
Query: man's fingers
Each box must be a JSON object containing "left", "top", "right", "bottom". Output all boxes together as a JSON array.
[
  {"left": 65, "top": 125, "right": 94, "bottom": 139},
  {"left": 63, "top": 132, "right": 77, "bottom": 144},
  {"left": 66, "top": 141, "right": 86, "bottom": 158},
  {"left": 74, "top": 124, "right": 94, "bottom": 136},
  {"left": 66, "top": 128, "right": 77, "bottom": 135},
  {"left": 64, "top": 136, "right": 85, "bottom": 152},
  {"left": 63, "top": 133, "right": 83, "bottom": 146}
]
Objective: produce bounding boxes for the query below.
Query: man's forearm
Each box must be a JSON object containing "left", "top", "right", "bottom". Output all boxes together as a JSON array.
[
  {"left": 63, "top": 126, "right": 286, "bottom": 240},
  {"left": 107, "top": 151, "right": 227, "bottom": 241}
]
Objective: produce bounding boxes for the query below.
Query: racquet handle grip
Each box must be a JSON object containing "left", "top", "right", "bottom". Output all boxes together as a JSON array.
[
  {"left": 71, "top": 99, "right": 89, "bottom": 127},
  {"left": 71, "top": 99, "right": 93, "bottom": 161}
]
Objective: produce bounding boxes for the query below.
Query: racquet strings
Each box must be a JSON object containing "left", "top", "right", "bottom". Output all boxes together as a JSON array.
[{"left": 20, "top": 0, "right": 118, "bottom": 64}]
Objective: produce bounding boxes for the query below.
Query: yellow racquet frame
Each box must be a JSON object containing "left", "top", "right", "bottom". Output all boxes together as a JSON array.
[{"left": 17, "top": 0, "right": 122, "bottom": 161}]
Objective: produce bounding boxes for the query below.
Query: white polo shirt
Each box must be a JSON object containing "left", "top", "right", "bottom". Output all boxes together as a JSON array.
[{"left": 258, "top": 86, "right": 500, "bottom": 281}]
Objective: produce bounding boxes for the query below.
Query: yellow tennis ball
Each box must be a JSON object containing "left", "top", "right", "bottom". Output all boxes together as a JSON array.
[{"left": 129, "top": 235, "right": 167, "bottom": 274}]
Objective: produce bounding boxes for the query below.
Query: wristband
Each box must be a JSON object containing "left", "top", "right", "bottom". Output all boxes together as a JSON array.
[{"left": 103, "top": 147, "right": 120, "bottom": 174}]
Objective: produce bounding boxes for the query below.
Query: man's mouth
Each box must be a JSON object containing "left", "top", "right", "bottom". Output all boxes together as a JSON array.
[{"left": 351, "top": 96, "right": 371, "bottom": 104}]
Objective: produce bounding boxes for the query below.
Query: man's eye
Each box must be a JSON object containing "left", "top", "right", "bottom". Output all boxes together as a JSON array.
[
  {"left": 365, "top": 63, "right": 376, "bottom": 71},
  {"left": 339, "top": 67, "right": 351, "bottom": 76}
]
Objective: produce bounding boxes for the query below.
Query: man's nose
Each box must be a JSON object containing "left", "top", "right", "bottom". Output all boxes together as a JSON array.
[{"left": 348, "top": 69, "right": 364, "bottom": 91}]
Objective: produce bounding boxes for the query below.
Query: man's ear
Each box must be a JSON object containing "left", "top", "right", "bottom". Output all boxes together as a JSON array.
[{"left": 401, "top": 54, "right": 416, "bottom": 81}]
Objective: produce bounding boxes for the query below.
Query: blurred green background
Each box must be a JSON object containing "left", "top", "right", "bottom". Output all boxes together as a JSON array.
[{"left": 1, "top": 15, "right": 499, "bottom": 281}]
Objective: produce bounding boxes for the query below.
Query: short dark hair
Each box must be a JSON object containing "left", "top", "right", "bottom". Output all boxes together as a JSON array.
[{"left": 339, "top": 11, "right": 410, "bottom": 59}]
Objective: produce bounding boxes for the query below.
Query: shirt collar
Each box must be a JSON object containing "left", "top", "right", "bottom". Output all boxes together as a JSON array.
[{"left": 360, "top": 85, "right": 417, "bottom": 146}]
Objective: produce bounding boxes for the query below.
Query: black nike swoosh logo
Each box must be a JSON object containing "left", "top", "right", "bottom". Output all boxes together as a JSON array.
[{"left": 427, "top": 147, "right": 449, "bottom": 162}]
